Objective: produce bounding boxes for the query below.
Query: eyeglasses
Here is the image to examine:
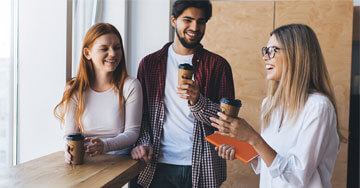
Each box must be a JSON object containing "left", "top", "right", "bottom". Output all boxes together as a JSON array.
[{"left": 262, "top": 46, "right": 281, "bottom": 59}]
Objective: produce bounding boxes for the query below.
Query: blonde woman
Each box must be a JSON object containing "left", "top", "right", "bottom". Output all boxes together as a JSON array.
[
  {"left": 211, "top": 24, "right": 344, "bottom": 187},
  {"left": 54, "top": 23, "right": 143, "bottom": 163}
]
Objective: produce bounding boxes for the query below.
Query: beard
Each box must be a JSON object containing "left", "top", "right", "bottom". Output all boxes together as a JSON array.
[{"left": 175, "top": 27, "right": 204, "bottom": 49}]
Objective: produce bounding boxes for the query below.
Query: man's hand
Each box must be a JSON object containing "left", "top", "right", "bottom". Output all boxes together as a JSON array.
[
  {"left": 176, "top": 79, "right": 200, "bottom": 105},
  {"left": 131, "top": 146, "right": 153, "bottom": 163}
]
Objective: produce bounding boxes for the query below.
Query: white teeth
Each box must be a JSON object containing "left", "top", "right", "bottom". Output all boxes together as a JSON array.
[
  {"left": 265, "top": 65, "right": 274, "bottom": 70},
  {"left": 105, "top": 60, "right": 117, "bottom": 63},
  {"left": 187, "top": 33, "right": 196, "bottom": 37}
]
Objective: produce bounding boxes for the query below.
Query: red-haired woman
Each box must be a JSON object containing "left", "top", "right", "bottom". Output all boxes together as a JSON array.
[{"left": 54, "top": 23, "right": 142, "bottom": 163}]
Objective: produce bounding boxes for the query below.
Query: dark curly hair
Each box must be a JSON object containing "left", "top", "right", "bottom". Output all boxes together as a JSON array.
[{"left": 172, "top": 0, "right": 212, "bottom": 22}]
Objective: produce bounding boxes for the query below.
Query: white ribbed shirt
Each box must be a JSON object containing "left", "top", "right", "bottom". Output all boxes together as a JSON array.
[
  {"left": 252, "top": 93, "right": 339, "bottom": 188},
  {"left": 64, "top": 76, "right": 143, "bottom": 154}
]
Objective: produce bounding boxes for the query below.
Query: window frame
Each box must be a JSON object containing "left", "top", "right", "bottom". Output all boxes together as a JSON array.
[{"left": 9, "top": 0, "right": 19, "bottom": 166}]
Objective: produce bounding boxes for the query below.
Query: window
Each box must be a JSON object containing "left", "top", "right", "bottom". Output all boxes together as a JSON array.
[{"left": 0, "top": 0, "right": 11, "bottom": 168}]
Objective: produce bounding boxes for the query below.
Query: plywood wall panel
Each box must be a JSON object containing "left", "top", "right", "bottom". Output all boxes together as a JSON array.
[
  {"left": 202, "top": 1, "right": 274, "bottom": 187},
  {"left": 275, "top": 2, "right": 353, "bottom": 187}
]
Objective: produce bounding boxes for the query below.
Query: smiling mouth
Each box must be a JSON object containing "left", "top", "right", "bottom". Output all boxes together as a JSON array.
[
  {"left": 104, "top": 59, "right": 119, "bottom": 63},
  {"left": 185, "top": 31, "right": 200, "bottom": 39},
  {"left": 265, "top": 64, "right": 274, "bottom": 70}
]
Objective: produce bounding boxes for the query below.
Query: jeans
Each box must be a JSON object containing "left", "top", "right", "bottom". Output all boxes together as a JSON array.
[{"left": 129, "top": 163, "right": 192, "bottom": 188}]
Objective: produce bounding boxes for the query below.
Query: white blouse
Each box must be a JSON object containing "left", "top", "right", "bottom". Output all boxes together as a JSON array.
[
  {"left": 252, "top": 93, "right": 339, "bottom": 188},
  {"left": 64, "top": 76, "right": 143, "bottom": 154}
]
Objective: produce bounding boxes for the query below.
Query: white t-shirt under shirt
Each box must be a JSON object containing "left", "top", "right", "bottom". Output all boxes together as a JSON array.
[
  {"left": 64, "top": 76, "right": 143, "bottom": 155},
  {"left": 158, "top": 44, "right": 195, "bottom": 165},
  {"left": 252, "top": 93, "right": 339, "bottom": 188}
]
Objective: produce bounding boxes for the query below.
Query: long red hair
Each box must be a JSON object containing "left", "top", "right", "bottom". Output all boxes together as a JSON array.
[{"left": 54, "top": 23, "right": 128, "bottom": 132}]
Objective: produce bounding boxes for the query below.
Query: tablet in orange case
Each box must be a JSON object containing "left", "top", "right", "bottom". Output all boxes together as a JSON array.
[{"left": 205, "top": 133, "right": 258, "bottom": 163}]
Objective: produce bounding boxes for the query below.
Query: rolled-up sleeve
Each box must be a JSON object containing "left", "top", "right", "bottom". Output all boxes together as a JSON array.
[{"left": 251, "top": 156, "right": 261, "bottom": 175}]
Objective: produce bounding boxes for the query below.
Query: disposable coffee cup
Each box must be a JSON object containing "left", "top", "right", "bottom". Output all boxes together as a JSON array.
[
  {"left": 66, "top": 134, "right": 85, "bottom": 165},
  {"left": 220, "top": 98, "right": 242, "bottom": 118},
  {"left": 178, "top": 64, "right": 194, "bottom": 85}
]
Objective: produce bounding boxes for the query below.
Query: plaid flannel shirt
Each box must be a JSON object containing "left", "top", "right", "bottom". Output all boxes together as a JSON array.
[{"left": 136, "top": 42, "right": 235, "bottom": 188}]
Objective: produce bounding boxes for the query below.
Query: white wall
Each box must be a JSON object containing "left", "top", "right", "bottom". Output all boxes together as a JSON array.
[
  {"left": 17, "top": 0, "right": 66, "bottom": 163},
  {"left": 101, "top": 0, "right": 126, "bottom": 41},
  {"left": 127, "top": 0, "right": 171, "bottom": 77}
]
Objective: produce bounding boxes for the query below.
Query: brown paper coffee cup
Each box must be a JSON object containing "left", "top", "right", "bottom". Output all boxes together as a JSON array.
[
  {"left": 66, "top": 134, "right": 85, "bottom": 165},
  {"left": 220, "top": 98, "right": 242, "bottom": 118},
  {"left": 178, "top": 64, "right": 194, "bottom": 85}
]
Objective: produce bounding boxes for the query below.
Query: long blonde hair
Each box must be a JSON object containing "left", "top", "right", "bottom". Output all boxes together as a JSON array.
[
  {"left": 54, "top": 23, "right": 128, "bottom": 132},
  {"left": 261, "top": 24, "right": 345, "bottom": 142}
]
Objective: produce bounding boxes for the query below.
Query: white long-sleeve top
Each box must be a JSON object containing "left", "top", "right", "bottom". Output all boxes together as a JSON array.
[
  {"left": 64, "top": 76, "right": 143, "bottom": 154},
  {"left": 252, "top": 93, "right": 339, "bottom": 188}
]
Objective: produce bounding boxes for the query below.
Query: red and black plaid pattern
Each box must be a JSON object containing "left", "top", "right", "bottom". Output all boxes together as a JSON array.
[{"left": 136, "top": 42, "right": 235, "bottom": 188}]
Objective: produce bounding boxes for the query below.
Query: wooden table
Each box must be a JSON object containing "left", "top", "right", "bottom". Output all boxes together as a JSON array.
[{"left": 0, "top": 151, "right": 146, "bottom": 188}]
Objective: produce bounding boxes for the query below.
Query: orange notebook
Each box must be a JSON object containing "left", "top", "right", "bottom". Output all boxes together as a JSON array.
[{"left": 205, "top": 133, "right": 258, "bottom": 163}]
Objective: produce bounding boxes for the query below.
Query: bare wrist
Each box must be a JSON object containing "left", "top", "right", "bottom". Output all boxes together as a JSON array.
[{"left": 248, "top": 132, "right": 262, "bottom": 147}]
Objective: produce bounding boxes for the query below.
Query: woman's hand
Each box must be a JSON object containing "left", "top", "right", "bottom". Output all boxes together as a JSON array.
[
  {"left": 85, "top": 137, "right": 104, "bottom": 157},
  {"left": 211, "top": 112, "right": 277, "bottom": 167},
  {"left": 216, "top": 144, "right": 235, "bottom": 160},
  {"left": 210, "top": 112, "right": 259, "bottom": 145},
  {"left": 64, "top": 144, "right": 71, "bottom": 164}
]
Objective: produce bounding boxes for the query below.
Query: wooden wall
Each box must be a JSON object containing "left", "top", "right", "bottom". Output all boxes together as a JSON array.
[{"left": 202, "top": 1, "right": 353, "bottom": 187}]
